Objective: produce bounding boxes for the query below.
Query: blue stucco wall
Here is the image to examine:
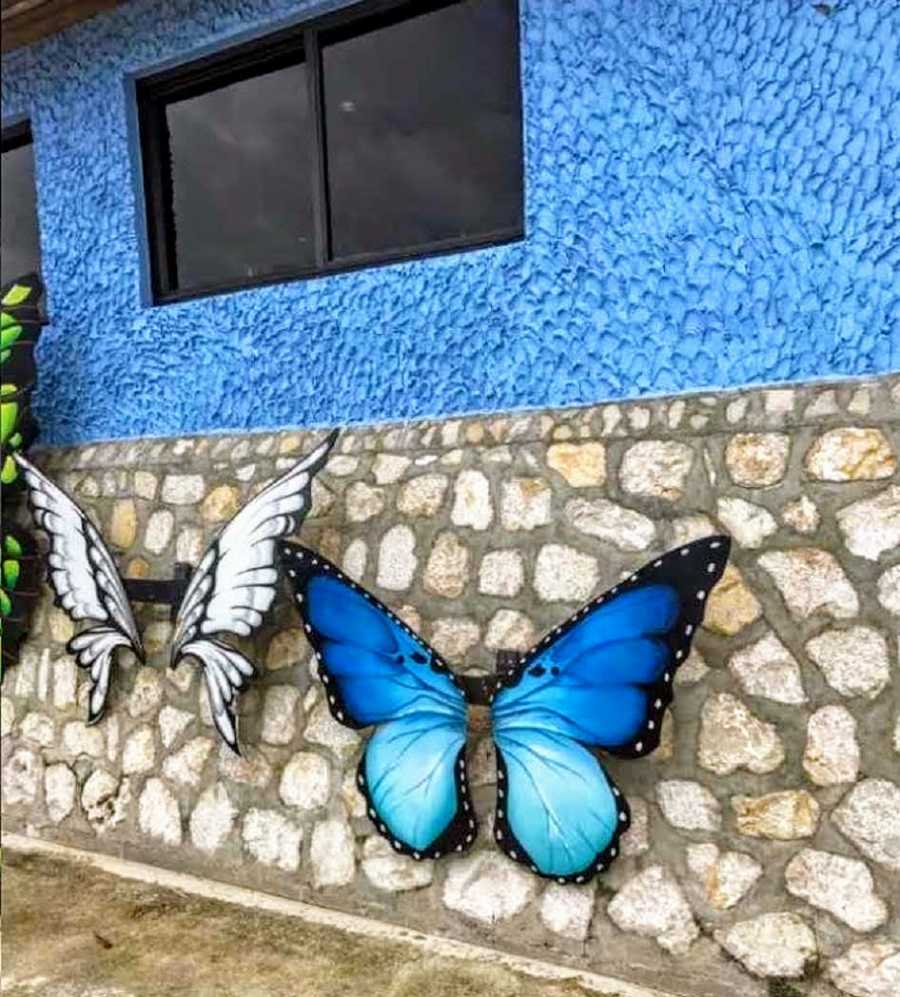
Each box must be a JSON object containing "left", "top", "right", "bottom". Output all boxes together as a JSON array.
[{"left": 2, "top": 0, "right": 898, "bottom": 446}]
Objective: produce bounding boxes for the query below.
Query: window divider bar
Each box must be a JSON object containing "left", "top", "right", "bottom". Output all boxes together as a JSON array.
[{"left": 305, "top": 28, "right": 331, "bottom": 270}]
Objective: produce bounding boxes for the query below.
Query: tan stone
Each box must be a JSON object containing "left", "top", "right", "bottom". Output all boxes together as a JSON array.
[
  {"left": 423, "top": 532, "right": 469, "bottom": 598},
  {"left": 345, "top": 482, "right": 385, "bottom": 523},
  {"left": 805, "top": 427, "right": 896, "bottom": 481},
  {"left": 48, "top": 608, "right": 75, "bottom": 643},
  {"left": 125, "top": 557, "right": 151, "bottom": 579},
  {"left": 450, "top": 469, "right": 492, "bottom": 530},
  {"left": 782, "top": 495, "right": 820, "bottom": 534},
  {"left": 109, "top": 500, "right": 137, "bottom": 548},
  {"left": 429, "top": 618, "right": 480, "bottom": 663},
  {"left": 733, "top": 790, "right": 820, "bottom": 839},
  {"left": 202, "top": 485, "right": 240, "bottom": 524},
  {"left": 703, "top": 564, "right": 762, "bottom": 636},
  {"left": 397, "top": 474, "right": 448, "bottom": 518},
  {"left": 725, "top": 433, "right": 790, "bottom": 487},
  {"left": 546, "top": 442, "right": 606, "bottom": 487}
]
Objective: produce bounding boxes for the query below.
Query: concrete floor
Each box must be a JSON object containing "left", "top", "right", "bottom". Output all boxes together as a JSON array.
[{"left": 0, "top": 847, "right": 614, "bottom": 997}]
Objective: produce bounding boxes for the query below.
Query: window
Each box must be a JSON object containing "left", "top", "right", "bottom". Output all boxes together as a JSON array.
[
  {"left": 137, "top": 0, "right": 523, "bottom": 302},
  {"left": 1, "top": 122, "right": 42, "bottom": 286}
]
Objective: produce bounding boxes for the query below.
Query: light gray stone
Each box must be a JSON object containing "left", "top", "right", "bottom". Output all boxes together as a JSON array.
[
  {"left": 675, "top": 649, "right": 710, "bottom": 686},
  {"left": 501, "top": 478, "right": 552, "bottom": 531},
  {"left": 0, "top": 696, "right": 14, "bottom": 736},
  {"left": 326, "top": 455, "right": 358, "bottom": 476},
  {"left": 310, "top": 819, "right": 356, "bottom": 888},
  {"left": 728, "top": 632, "right": 806, "bottom": 704},
  {"left": 423, "top": 532, "right": 469, "bottom": 598},
  {"left": 242, "top": 809, "right": 302, "bottom": 872},
  {"left": 218, "top": 744, "right": 273, "bottom": 789},
  {"left": 759, "top": 549, "right": 859, "bottom": 619},
  {"left": 53, "top": 657, "right": 78, "bottom": 708},
  {"left": 620, "top": 441, "right": 694, "bottom": 500},
  {"left": 376, "top": 525, "right": 417, "bottom": 591},
  {"left": 806, "top": 626, "right": 890, "bottom": 699},
  {"left": 341, "top": 768, "right": 367, "bottom": 818},
  {"left": 345, "top": 481, "right": 385, "bottom": 523},
  {"left": 128, "top": 668, "right": 164, "bottom": 719},
  {"left": 534, "top": 544, "right": 597, "bottom": 602},
  {"left": 716, "top": 498, "right": 778, "bottom": 548},
  {"left": 279, "top": 751, "right": 331, "bottom": 810},
  {"left": 161, "top": 474, "right": 205, "bottom": 505},
  {"left": 451, "top": 470, "right": 493, "bottom": 531},
  {"left": 163, "top": 736, "right": 214, "bottom": 787},
  {"left": 82, "top": 770, "right": 130, "bottom": 832},
  {"left": 342, "top": 539, "right": 367, "bottom": 582},
  {"left": 607, "top": 865, "right": 698, "bottom": 955},
  {"left": 656, "top": 779, "right": 722, "bottom": 831},
  {"left": 837, "top": 486, "right": 900, "bottom": 560},
  {"left": 122, "top": 726, "right": 156, "bottom": 775},
  {"left": 685, "top": 843, "right": 762, "bottom": 910},
  {"left": 565, "top": 497, "right": 656, "bottom": 551},
  {"left": 785, "top": 849, "right": 887, "bottom": 932},
  {"left": 372, "top": 453, "right": 410, "bottom": 484},
  {"left": 877, "top": 564, "right": 900, "bottom": 615},
  {"left": 44, "top": 763, "right": 77, "bottom": 824},
  {"left": 139, "top": 777, "right": 182, "bottom": 846},
  {"left": 804, "top": 705, "right": 860, "bottom": 786},
  {"left": 176, "top": 525, "right": 204, "bottom": 563},
  {"left": 2, "top": 748, "right": 43, "bottom": 805},
  {"left": 620, "top": 798, "right": 650, "bottom": 856},
  {"left": 484, "top": 609, "right": 536, "bottom": 652},
  {"left": 725, "top": 433, "right": 790, "bottom": 487},
  {"left": 698, "top": 693, "right": 784, "bottom": 775},
  {"left": 540, "top": 882, "right": 595, "bottom": 940},
  {"left": 429, "top": 618, "right": 480, "bottom": 663},
  {"left": 442, "top": 852, "right": 537, "bottom": 923},
  {"left": 478, "top": 550, "right": 525, "bottom": 597},
  {"left": 159, "top": 705, "right": 193, "bottom": 749},
  {"left": 828, "top": 940, "right": 900, "bottom": 997},
  {"left": 260, "top": 686, "right": 301, "bottom": 746},
  {"left": 189, "top": 783, "right": 236, "bottom": 853},
  {"left": 833, "top": 779, "right": 900, "bottom": 871},
  {"left": 134, "top": 470, "right": 157, "bottom": 500},
  {"left": 715, "top": 913, "right": 816, "bottom": 979},
  {"left": 304, "top": 702, "right": 361, "bottom": 762},
  {"left": 62, "top": 721, "right": 105, "bottom": 758},
  {"left": 362, "top": 836, "right": 434, "bottom": 892},
  {"left": 145, "top": 510, "right": 174, "bottom": 554},
  {"left": 21, "top": 711, "right": 54, "bottom": 747}
]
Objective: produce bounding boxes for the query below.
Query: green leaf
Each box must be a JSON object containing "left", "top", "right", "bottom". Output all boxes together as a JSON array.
[
  {"left": 0, "top": 589, "right": 11, "bottom": 618},
  {"left": 3, "top": 535, "right": 23, "bottom": 557},
  {"left": 1, "top": 283, "right": 33, "bottom": 307},
  {"left": 2, "top": 560, "right": 20, "bottom": 590}
]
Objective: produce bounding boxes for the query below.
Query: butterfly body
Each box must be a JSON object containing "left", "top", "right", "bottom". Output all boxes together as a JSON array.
[{"left": 281, "top": 534, "right": 731, "bottom": 881}]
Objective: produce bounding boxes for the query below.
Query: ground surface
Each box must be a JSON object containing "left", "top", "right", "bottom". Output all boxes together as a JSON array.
[{"left": 0, "top": 849, "right": 593, "bottom": 997}]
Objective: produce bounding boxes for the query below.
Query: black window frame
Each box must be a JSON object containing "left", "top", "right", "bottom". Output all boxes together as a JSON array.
[
  {"left": 136, "top": 0, "right": 524, "bottom": 305},
  {"left": 1, "top": 119, "right": 43, "bottom": 284}
]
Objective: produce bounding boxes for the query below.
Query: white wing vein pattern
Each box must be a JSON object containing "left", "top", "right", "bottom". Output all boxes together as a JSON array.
[
  {"left": 14, "top": 453, "right": 143, "bottom": 725},
  {"left": 171, "top": 431, "right": 337, "bottom": 753}
]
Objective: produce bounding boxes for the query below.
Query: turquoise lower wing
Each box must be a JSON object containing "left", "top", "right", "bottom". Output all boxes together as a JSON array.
[
  {"left": 490, "top": 536, "right": 731, "bottom": 881},
  {"left": 494, "top": 725, "right": 627, "bottom": 882},
  {"left": 280, "top": 543, "right": 475, "bottom": 860}
]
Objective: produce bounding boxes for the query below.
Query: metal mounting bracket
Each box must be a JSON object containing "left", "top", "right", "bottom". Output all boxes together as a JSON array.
[{"left": 122, "top": 562, "right": 193, "bottom": 622}]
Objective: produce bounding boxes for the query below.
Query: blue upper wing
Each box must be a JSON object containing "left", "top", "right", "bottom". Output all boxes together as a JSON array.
[
  {"left": 492, "top": 535, "right": 731, "bottom": 882},
  {"left": 280, "top": 543, "right": 476, "bottom": 859}
]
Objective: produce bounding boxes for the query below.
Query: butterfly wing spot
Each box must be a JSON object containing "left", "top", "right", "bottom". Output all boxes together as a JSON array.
[{"left": 697, "top": 590, "right": 706, "bottom": 600}]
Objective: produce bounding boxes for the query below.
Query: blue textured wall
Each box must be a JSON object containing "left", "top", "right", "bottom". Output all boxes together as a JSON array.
[{"left": 2, "top": 0, "right": 898, "bottom": 445}]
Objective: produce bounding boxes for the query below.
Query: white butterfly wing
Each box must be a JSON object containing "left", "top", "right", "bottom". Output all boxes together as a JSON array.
[
  {"left": 170, "top": 430, "right": 337, "bottom": 751},
  {"left": 15, "top": 453, "right": 143, "bottom": 722}
]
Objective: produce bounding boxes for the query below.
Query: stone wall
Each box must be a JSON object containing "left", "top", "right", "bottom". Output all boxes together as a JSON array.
[{"left": 2, "top": 374, "right": 899, "bottom": 997}]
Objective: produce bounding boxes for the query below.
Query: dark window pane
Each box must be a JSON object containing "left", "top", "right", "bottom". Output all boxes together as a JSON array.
[
  {"left": 322, "top": 0, "right": 523, "bottom": 259},
  {"left": 1, "top": 137, "right": 42, "bottom": 286},
  {"left": 165, "top": 61, "right": 315, "bottom": 290}
]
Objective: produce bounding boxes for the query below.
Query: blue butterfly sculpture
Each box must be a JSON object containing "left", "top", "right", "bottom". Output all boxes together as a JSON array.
[{"left": 280, "top": 535, "right": 730, "bottom": 883}]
